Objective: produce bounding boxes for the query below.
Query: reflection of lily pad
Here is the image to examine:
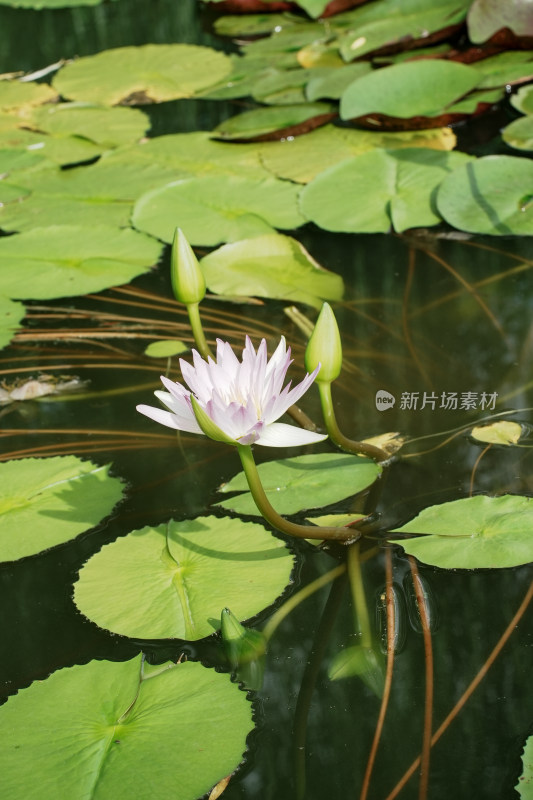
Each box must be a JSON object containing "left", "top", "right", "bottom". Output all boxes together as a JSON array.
[
  {"left": 132, "top": 175, "right": 305, "bottom": 246},
  {"left": 0, "top": 655, "right": 253, "bottom": 800},
  {"left": 0, "top": 295, "right": 25, "bottom": 352},
  {"left": 390, "top": 494, "right": 533, "bottom": 569},
  {"left": 74, "top": 516, "right": 294, "bottom": 640},
  {"left": 53, "top": 44, "right": 232, "bottom": 105},
  {"left": 217, "top": 453, "right": 381, "bottom": 516},
  {"left": 0, "top": 456, "right": 124, "bottom": 562},
  {"left": 437, "top": 155, "right": 533, "bottom": 235},
  {"left": 300, "top": 148, "right": 472, "bottom": 233},
  {"left": 340, "top": 60, "right": 480, "bottom": 120},
  {"left": 199, "top": 233, "right": 344, "bottom": 309},
  {"left": 0, "top": 226, "right": 163, "bottom": 299}
]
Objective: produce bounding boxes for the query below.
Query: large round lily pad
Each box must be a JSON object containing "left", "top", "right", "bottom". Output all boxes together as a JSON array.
[
  {"left": 0, "top": 226, "right": 163, "bottom": 300},
  {"left": 132, "top": 175, "right": 305, "bottom": 246},
  {"left": 0, "top": 655, "right": 253, "bottom": 800},
  {"left": 74, "top": 516, "right": 294, "bottom": 640},
  {"left": 217, "top": 453, "right": 382, "bottom": 516},
  {"left": 53, "top": 44, "right": 232, "bottom": 106},
  {"left": 436, "top": 155, "right": 533, "bottom": 235},
  {"left": 300, "top": 148, "right": 472, "bottom": 233},
  {"left": 199, "top": 233, "right": 344, "bottom": 309},
  {"left": 390, "top": 494, "right": 533, "bottom": 569},
  {"left": 0, "top": 456, "right": 125, "bottom": 562}
]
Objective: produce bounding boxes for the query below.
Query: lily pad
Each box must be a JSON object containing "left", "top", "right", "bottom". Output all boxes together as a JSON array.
[
  {"left": 0, "top": 160, "right": 179, "bottom": 232},
  {"left": 436, "top": 155, "right": 533, "bottom": 236},
  {"left": 0, "top": 79, "right": 57, "bottom": 111},
  {"left": 213, "top": 102, "right": 334, "bottom": 141},
  {"left": 511, "top": 85, "right": 533, "bottom": 115},
  {"left": 337, "top": 0, "right": 470, "bottom": 61},
  {"left": 0, "top": 295, "right": 25, "bottom": 351},
  {"left": 0, "top": 126, "right": 102, "bottom": 166},
  {"left": 517, "top": 734, "right": 533, "bottom": 800},
  {"left": 0, "top": 456, "right": 124, "bottom": 562},
  {"left": 144, "top": 340, "right": 189, "bottom": 358},
  {"left": 300, "top": 147, "right": 472, "bottom": 233},
  {"left": 470, "top": 421, "right": 524, "bottom": 445},
  {"left": 199, "top": 233, "right": 344, "bottom": 309},
  {"left": 0, "top": 226, "right": 163, "bottom": 300},
  {"left": 390, "top": 494, "right": 533, "bottom": 569},
  {"left": 259, "top": 124, "right": 456, "bottom": 183},
  {"left": 74, "top": 516, "right": 294, "bottom": 640},
  {"left": 29, "top": 103, "right": 150, "bottom": 148},
  {"left": 53, "top": 44, "right": 232, "bottom": 106},
  {"left": 305, "top": 63, "right": 372, "bottom": 101},
  {"left": 469, "top": 51, "right": 533, "bottom": 89},
  {"left": 340, "top": 60, "right": 480, "bottom": 120},
  {"left": 502, "top": 115, "right": 533, "bottom": 152},
  {"left": 132, "top": 175, "right": 305, "bottom": 247},
  {"left": 217, "top": 453, "right": 381, "bottom": 516},
  {"left": 467, "top": 0, "right": 533, "bottom": 43},
  {"left": 0, "top": 655, "right": 253, "bottom": 800}
]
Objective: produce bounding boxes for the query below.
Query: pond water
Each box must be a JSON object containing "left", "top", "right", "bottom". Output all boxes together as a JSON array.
[{"left": 0, "top": 2, "right": 532, "bottom": 799}]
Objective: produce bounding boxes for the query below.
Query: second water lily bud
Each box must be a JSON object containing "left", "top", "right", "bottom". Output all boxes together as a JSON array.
[
  {"left": 171, "top": 227, "right": 206, "bottom": 305},
  {"left": 305, "top": 302, "right": 343, "bottom": 384}
]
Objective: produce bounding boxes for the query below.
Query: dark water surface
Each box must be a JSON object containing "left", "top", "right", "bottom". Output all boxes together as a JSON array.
[{"left": 1, "top": 2, "right": 532, "bottom": 800}]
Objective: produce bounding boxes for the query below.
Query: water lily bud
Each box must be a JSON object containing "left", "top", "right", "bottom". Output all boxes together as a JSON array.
[
  {"left": 305, "top": 302, "right": 342, "bottom": 383},
  {"left": 220, "top": 608, "right": 266, "bottom": 667},
  {"left": 171, "top": 228, "right": 206, "bottom": 305}
]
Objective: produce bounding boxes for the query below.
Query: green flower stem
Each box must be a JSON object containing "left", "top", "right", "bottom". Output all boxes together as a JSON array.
[
  {"left": 347, "top": 542, "right": 372, "bottom": 648},
  {"left": 317, "top": 381, "right": 387, "bottom": 462},
  {"left": 186, "top": 302, "right": 213, "bottom": 360},
  {"left": 236, "top": 444, "right": 359, "bottom": 543}
]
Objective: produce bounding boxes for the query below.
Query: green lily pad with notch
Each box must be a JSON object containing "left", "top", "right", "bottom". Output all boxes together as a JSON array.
[
  {"left": 260, "top": 124, "right": 456, "bottom": 183},
  {"left": 0, "top": 79, "right": 57, "bottom": 111},
  {"left": 74, "top": 516, "right": 294, "bottom": 640},
  {"left": 0, "top": 295, "right": 25, "bottom": 351},
  {"left": 199, "top": 233, "right": 343, "bottom": 309},
  {"left": 300, "top": 147, "right": 472, "bottom": 233},
  {"left": 0, "top": 226, "right": 162, "bottom": 299},
  {"left": 54, "top": 44, "right": 232, "bottom": 106},
  {"left": 340, "top": 60, "right": 481, "bottom": 120},
  {"left": 217, "top": 453, "right": 381, "bottom": 517},
  {"left": 213, "top": 103, "right": 334, "bottom": 141},
  {"left": 29, "top": 103, "right": 150, "bottom": 148},
  {"left": 511, "top": 85, "right": 533, "bottom": 115},
  {"left": 0, "top": 456, "right": 124, "bottom": 562},
  {"left": 503, "top": 115, "right": 533, "bottom": 152},
  {"left": 0, "top": 655, "right": 253, "bottom": 800},
  {"left": 436, "top": 155, "right": 533, "bottom": 236},
  {"left": 132, "top": 175, "right": 305, "bottom": 247},
  {"left": 467, "top": 0, "right": 533, "bottom": 43},
  {"left": 390, "top": 494, "right": 533, "bottom": 569},
  {"left": 0, "top": 159, "right": 180, "bottom": 232},
  {"left": 337, "top": 0, "right": 470, "bottom": 62},
  {"left": 517, "top": 734, "right": 533, "bottom": 800}
]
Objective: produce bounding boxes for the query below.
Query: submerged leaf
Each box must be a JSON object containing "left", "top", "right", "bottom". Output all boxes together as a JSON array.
[
  {"left": 0, "top": 456, "right": 124, "bottom": 562},
  {"left": 0, "top": 655, "right": 253, "bottom": 800},
  {"left": 199, "top": 233, "right": 344, "bottom": 309},
  {"left": 74, "top": 516, "right": 294, "bottom": 640},
  {"left": 217, "top": 453, "right": 381, "bottom": 516},
  {"left": 390, "top": 494, "right": 533, "bottom": 569}
]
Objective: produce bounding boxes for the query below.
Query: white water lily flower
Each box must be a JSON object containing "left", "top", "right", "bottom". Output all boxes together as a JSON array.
[{"left": 137, "top": 336, "right": 327, "bottom": 447}]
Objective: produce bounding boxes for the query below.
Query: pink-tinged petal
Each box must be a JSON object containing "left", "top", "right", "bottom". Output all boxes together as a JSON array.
[
  {"left": 160, "top": 375, "right": 190, "bottom": 400},
  {"left": 153, "top": 391, "right": 203, "bottom": 433},
  {"left": 255, "top": 422, "right": 328, "bottom": 447},
  {"left": 137, "top": 404, "right": 185, "bottom": 431},
  {"left": 268, "top": 366, "right": 321, "bottom": 420},
  {"left": 238, "top": 420, "right": 265, "bottom": 445}
]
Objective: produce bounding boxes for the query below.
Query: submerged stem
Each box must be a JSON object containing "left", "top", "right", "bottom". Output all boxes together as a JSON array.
[
  {"left": 317, "top": 382, "right": 387, "bottom": 462},
  {"left": 236, "top": 444, "right": 360, "bottom": 543},
  {"left": 347, "top": 542, "right": 372, "bottom": 648}
]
